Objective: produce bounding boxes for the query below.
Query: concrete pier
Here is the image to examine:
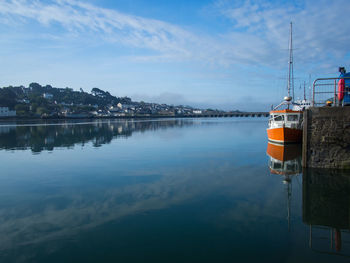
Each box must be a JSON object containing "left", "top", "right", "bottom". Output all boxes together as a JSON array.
[{"left": 302, "top": 107, "right": 350, "bottom": 169}]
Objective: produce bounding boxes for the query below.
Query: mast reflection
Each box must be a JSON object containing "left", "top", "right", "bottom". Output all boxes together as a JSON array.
[{"left": 266, "top": 142, "right": 302, "bottom": 231}]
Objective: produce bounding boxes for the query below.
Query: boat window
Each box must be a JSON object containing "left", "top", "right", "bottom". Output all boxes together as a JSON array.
[
  {"left": 273, "top": 162, "right": 282, "bottom": 169},
  {"left": 274, "top": 115, "right": 284, "bottom": 121},
  {"left": 286, "top": 163, "right": 296, "bottom": 171},
  {"left": 287, "top": 114, "right": 298, "bottom": 121}
]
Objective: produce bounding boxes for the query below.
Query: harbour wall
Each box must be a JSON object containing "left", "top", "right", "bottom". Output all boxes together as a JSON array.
[{"left": 302, "top": 107, "right": 350, "bottom": 169}]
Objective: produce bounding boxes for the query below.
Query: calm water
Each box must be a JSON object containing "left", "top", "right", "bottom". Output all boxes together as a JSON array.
[{"left": 0, "top": 118, "right": 349, "bottom": 262}]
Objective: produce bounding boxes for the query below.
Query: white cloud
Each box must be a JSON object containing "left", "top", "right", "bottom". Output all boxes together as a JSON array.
[
  {"left": 0, "top": 0, "right": 197, "bottom": 59},
  {"left": 1, "top": 0, "right": 349, "bottom": 71},
  {"left": 214, "top": 0, "right": 350, "bottom": 69}
]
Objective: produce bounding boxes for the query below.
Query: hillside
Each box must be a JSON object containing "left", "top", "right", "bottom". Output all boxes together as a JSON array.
[{"left": 0, "top": 83, "right": 132, "bottom": 116}]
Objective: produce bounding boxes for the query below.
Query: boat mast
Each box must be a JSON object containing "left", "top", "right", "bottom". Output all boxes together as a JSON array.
[{"left": 287, "top": 22, "right": 294, "bottom": 108}]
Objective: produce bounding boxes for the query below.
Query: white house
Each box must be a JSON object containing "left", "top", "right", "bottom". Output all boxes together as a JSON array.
[
  {"left": 0, "top": 107, "right": 16, "bottom": 117},
  {"left": 122, "top": 104, "right": 135, "bottom": 110},
  {"left": 43, "top": 93, "right": 53, "bottom": 99},
  {"left": 193, "top": 110, "right": 202, "bottom": 114}
]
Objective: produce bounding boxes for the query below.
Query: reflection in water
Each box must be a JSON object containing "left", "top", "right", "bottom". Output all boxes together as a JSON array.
[
  {"left": 303, "top": 169, "right": 350, "bottom": 256},
  {"left": 266, "top": 142, "right": 302, "bottom": 231},
  {"left": 1, "top": 119, "right": 350, "bottom": 262},
  {"left": 267, "top": 143, "right": 350, "bottom": 257},
  {"left": 0, "top": 119, "right": 193, "bottom": 153},
  {"left": 266, "top": 142, "right": 302, "bottom": 178},
  {"left": 0, "top": 118, "right": 273, "bottom": 262}
]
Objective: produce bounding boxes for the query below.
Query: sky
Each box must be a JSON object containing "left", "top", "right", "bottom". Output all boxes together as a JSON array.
[{"left": 0, "top": 0, "right": 350, "bottom": 111}]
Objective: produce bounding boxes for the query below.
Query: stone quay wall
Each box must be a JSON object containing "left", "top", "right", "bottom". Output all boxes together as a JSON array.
[{"left": 302, "top": 107, "right": 350, "bottom": 169}]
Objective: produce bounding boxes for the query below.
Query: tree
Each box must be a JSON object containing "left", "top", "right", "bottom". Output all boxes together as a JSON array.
[
  {"left": 0, "top": 88, "right": 17, "bottom": 108},
  {"left": 36, "top": 107, "right": 50, "bottom": 115},
  {"left": 91, "top": 88, "right": 105, "bottom": 97},
  {"left": 29, "top": 82, "right": 44, "bottom": 93},
  {"left": 15, "top": 104, "right": 29, "bottom": 112}
]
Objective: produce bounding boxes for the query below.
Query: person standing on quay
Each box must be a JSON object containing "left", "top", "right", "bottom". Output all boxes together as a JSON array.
[{"left": 338, "top": 67, "right": 350, "bottom": 106}]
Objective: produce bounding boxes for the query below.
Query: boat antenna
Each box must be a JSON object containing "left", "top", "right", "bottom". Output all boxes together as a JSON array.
[
  {"left": 303, "top": 81, "right": 306, "bottom": 100},
  {"left": 308, "top": 74, "right": 312, "bottom": 100},
  {"left": 287, "top": 22, "right": 294, "bottom": 109}
]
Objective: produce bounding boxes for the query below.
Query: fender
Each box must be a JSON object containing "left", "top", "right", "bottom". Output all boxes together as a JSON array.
[{"left": 338, "top": 78, "right": 345, "bottom": 101}]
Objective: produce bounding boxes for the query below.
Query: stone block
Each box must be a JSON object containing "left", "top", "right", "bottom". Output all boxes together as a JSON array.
[{"left": 304, "top": 107, "right": 350, "bottom": 169}]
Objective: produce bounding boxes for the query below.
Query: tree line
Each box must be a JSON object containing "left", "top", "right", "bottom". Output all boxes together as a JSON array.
[{"left": 0, "top": 83, "right": 132, "bottom": 116}]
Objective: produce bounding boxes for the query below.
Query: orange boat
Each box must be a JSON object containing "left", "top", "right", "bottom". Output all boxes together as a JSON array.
[
  {"left": 266, "top": 23, "right": 304, "bottom": 144},
  {"left": 267, "top": 109, "right": 303, "bottom": 144}
]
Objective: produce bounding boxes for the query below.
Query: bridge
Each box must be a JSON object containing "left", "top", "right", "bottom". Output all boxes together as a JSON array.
[
  {"left": 52, "top": 112, "right": 270, "bottom": 119},
  {"left": 178, "top": 112, "right": 269, "bottom": 118}
]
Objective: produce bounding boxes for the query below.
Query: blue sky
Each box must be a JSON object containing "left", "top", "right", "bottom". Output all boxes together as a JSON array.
[{"left": 0, "top": 0, "right": 350, "bottom": 111}]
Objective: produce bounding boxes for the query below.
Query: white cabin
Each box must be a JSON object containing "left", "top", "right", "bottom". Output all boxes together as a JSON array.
[{"left": 268, "top": 110, "right": 303, "bottom": 129}]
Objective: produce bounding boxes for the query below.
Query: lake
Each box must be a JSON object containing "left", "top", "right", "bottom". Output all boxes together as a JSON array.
[{"left": 0, "top": 118, "right": 349, "bottom": 262}]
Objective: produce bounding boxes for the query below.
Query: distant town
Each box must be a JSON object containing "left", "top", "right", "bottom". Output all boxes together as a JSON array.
[{"left": 0, "top": 83, "right": 244, "bottom": 118}]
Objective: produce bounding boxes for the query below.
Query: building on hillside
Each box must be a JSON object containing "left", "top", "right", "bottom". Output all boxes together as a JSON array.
[
  {"left": 122, "top": 104, "right": 135, "bottom": 110},
  {"left": 109, "top": 107, "right": 122, "bottom": 114},
  {"left": 43, "top": 93, "right": 53, "bottom": 99},
  {"left": 0, "top": 107, "right": 16, "bottom": 117},
  {"left": 16, "top": 98, "right": 30, "bottom": 104}
]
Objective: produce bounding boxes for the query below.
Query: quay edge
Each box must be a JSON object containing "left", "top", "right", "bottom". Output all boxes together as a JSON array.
[{"left": 302, "top": 107, "right": 350, "bottom": 169}]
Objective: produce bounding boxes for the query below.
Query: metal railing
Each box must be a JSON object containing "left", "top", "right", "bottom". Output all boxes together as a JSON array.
[{"left": 312, "top": 77, "right": 350, "bottom": 107}]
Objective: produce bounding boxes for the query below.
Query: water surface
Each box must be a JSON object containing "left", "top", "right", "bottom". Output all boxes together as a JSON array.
[{"left": 0, "top": 118, "right": 349, "bottom": 262}]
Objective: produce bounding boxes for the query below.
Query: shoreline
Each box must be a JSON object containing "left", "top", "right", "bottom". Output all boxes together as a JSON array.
[{"left": 0, "top": 112, "right": 269, "bottom": 122}]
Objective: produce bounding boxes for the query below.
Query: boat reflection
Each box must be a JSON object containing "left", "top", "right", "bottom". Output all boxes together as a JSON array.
[
  {"left": 266, "top": 142, "right": 302, "bottom": 231},
  {"left": 266, "top": 142, "right": 302, "bottom": 179},
  {"left": 303, "top": 169, "right": 350, "bottom": 256}
]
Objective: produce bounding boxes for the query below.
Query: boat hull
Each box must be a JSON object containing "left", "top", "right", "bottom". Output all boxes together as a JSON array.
[{"left": 267, "top": 127, "right": 302, "bottom": 144}]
